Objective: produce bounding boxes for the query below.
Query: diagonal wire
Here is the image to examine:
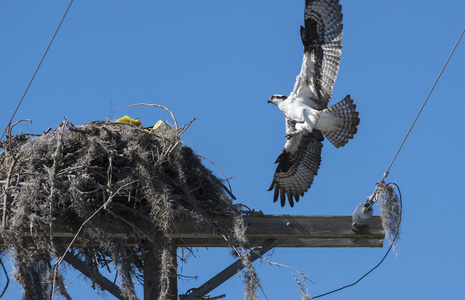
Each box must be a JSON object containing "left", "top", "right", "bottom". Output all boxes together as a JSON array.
[
  {"left": 1, "top": 0, "right": 74, "bottom": 141},
  {"left": 313, "top": 183, "right": 403, "bottom": 299},
  {"left": 383, "top": 27, "right": 465, "bottom": 180},
  {"left": 314, "top": 27, "right": 464, "bottom": 300}
]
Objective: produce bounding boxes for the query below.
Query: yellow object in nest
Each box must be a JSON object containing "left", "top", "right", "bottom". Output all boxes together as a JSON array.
[
  {"left": 116, "top": 115, "right": 142, "bottom": 127},
  {"left": 151, "top": 120, "right": 163, "bottom": 131},
  {"left": 116, "top": 116, "right": 164, "bottom": 133}
]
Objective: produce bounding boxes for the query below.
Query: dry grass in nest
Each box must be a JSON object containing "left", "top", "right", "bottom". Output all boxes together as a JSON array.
[{"left": 0, "top": 118, "right": 257, "bottom": 299}]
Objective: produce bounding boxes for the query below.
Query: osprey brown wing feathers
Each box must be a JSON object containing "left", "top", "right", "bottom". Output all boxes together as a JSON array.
[{"left": 268, "top": 131, "right": 324, "bottom": 207}]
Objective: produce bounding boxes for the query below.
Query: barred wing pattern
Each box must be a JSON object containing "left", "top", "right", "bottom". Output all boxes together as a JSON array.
[
  {"left": 298, "top": 0, "right": 343, "bottom": 109},
  {"left": 320, "top": 95, "right": 359, "bottom": 148},
  {"left": 269, "top": 0, "right": 345, "bottom": 207},
  {"left": 268, "top": 131, "right": 324, "bottom": 207}
]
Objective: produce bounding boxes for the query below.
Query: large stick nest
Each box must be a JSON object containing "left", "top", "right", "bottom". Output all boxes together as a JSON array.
[{"left": 0, "top": 119, "right": 253, "bottom": 299}]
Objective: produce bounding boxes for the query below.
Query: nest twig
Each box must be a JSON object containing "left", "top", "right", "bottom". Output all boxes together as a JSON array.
[{"left": 0, "top": 117, "right": 256, "bottom": 299}]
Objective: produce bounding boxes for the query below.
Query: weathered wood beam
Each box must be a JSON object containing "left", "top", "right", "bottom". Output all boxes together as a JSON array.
[
  {"left": 55, "top": 245, "right": 125, "bottom": 300},
  {"left": 179, "top": 239, "right": 284, "bottom": 300},
  {"left": 143, "top": 245, "right": 158, "bottom": 300},
  {"left": 0, "top": 215, "right": 384, "bottom": 248},
  {"left": 175, "top": 237, "right": 383, "bottom": 248},
  {"left": 143, "top": 242, "right": 178, "bottom": 300},
  {"left": 172, "top": 214, "right": 383, "bottom": 240}
]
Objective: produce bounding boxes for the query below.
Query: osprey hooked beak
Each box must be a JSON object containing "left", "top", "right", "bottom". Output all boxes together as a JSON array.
[{"left": 267, "top": 94, "right": 287, "bottom": 105}]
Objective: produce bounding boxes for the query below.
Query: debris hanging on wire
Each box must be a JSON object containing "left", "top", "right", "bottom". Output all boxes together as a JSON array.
[{"left": 373, "top": 180, "right": 402, "bottom": 251}]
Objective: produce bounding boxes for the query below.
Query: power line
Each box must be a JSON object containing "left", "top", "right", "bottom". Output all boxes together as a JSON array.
[
  {"left": 313, "top": 182, "right": 402, "bottom": 299},
  {"left": 383, "top": 27, "right": 465, "bottom": 180},
  {"left": 1, "top": 0, "right": 74, "bottom": 141},
  {"left": 313, "top": 27, "right": 464, "bottom": 299}
]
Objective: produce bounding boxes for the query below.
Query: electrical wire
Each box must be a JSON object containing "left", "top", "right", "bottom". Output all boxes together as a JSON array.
[
  {"left": 0, "top": 3, "right": 462, "bottom": 299},
  {"left": 383, "top": 27, "right": 465, "bottom": 180},
  {"left": 312, "top": 183, "right": 402, "bottom": 299},
  {"left": 312, "top": 26, "right": 465, "bottom": 299},
  {"left": 1, "top": 0, "right": 74, "bottom": 141}
]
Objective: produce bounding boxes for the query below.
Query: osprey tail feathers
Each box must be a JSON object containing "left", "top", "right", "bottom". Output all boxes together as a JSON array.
[{"left": 318, "top": 95, "right": 359, "bottom": 148}]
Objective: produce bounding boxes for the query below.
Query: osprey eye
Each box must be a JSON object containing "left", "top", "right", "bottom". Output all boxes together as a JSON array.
[{"left": 273, "top": 95, "right": 287, "bottom": 100}]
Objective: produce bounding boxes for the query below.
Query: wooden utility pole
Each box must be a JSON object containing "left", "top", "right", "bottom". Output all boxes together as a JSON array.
[
  {"left": 1, "top": 214, "right": 383, "bottom": 299},
  {"left": 145, "top": 214, "right": 383, "bottom": 299},
  {"left": 143, "top": 243, "right": 178, "bottom": 300},
  {"left": 172, "top": 214, "right": 383, "bottom": 248}
]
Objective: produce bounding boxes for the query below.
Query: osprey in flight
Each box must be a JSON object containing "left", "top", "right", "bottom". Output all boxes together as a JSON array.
[{"left": 268, "top": 0, "right": 359, "bottom": 207}]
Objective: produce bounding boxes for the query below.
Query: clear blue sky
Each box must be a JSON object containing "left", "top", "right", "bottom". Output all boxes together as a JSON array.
[{"left": 1, "top": 0, "right": 464, "bottom": 299}]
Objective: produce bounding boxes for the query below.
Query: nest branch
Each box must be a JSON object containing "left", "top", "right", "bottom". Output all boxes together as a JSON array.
[
  {"left": 55, "top": 180, "right": 138, "bottom": 268},
  {"left": 196, "top": 152, "right": 235, "bottom": 200},
  {"left": 1, "top": 119, "right": 32, "bottom": 228},
  {"left": 260, "top": 255, "right": 313, "bottom": 299},
  {"left": 128, "top": 103, "right": 179, "bottom": 130},
  {"left": 0, "top": 115, "right": 255, "bottom": 299}
]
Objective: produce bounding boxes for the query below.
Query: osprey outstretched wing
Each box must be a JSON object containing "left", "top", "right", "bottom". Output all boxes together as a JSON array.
[
  {"left": 268, "top": 130, "right": 324, "bottom": 207},
  {"left": 267, "top": 0, "right": 359, "bottom": 207}
]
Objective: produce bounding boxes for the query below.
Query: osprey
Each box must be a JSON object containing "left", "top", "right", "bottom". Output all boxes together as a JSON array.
[{"left": 268, "top": 0, "right": 359, "bottom": 207}]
